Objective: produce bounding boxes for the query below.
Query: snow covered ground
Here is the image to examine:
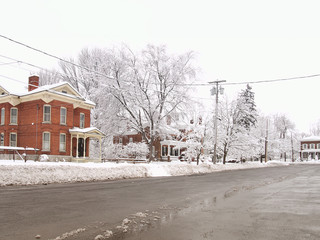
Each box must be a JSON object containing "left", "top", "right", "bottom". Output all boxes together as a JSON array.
[{"left": 0, "top": 160, "right": 319, "bottom": 187}]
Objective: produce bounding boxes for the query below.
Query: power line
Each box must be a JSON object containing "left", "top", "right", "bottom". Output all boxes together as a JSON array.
[
  {"left": 0, "top": 34, "right": 114, "bottom": 80},
  {"left": 222, "top": 74, "right": 320, "bottom": 86},
  {"left": 1, "top": 34, "right": 320, "bottom": 87}
]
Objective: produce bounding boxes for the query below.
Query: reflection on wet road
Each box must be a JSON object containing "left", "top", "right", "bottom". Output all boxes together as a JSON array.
[{"left": 118, "top": 166, "right": 320, "bottom": 240}]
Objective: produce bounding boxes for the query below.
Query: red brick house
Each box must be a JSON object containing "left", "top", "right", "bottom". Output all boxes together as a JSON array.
[
  {"left": 0, "top": 75, "right": 105, "bottom": 162},
  {"left": 300, "top": 136, "right": 320, "bottom": 160},
  {"left": 113, "top": 117, "right": 190, "bottom": 161}
]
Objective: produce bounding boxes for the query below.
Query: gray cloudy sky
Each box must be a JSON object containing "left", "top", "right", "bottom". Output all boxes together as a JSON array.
[{"left": 1, "top": 0, "right": 320, "bottom": 132}]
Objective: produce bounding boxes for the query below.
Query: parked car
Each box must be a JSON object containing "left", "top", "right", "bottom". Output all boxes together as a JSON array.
[{"left": 226, "top": 158, "right": 240, "bottom": 163}]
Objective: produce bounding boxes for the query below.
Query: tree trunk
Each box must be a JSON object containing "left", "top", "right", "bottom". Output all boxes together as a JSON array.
[
  {"left": 148, "top": 140, "right": 154, "bottom": 162},
  {"left": 196, "top": 152, "right": 200, "bottom": 165}
]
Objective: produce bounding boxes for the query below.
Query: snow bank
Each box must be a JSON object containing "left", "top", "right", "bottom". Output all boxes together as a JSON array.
[{"left": 0, "top": 160, "right": 296, "bottom": 187}]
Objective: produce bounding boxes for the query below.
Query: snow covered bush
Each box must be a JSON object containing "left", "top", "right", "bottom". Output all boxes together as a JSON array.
[
  {"left": 39, "top": 154, "right": 49, "bottom": 162},
  {"left": 110, "top": 143, "right": 149, "bottom": 159}
]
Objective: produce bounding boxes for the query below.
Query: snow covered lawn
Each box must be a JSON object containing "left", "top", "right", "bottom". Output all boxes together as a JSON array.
[{"left": 0, "top": 160, "right": 315, "bottom": 187}]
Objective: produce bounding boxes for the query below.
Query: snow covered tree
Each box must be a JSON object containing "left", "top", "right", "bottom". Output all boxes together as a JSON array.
[
  {"left": 38, "top": 45, "right": 198, "bottom": 161},
  {"left": 236, "top": 84, "right": 257, "bottom": 130},
  {"left": 38, "top": 69, "right": 61, "bottom": 86},
  {"left": 214, "top": 85, "right": 259, "bottom": 164},
  {"left": 105, "top": 45, "right": 197, "bottom": 161},
  {"left": 272, "top": 114, "right": 295, "bottom": 161},
  {"left": 310, "top": 120, "right": 320, "bottom": 136}
]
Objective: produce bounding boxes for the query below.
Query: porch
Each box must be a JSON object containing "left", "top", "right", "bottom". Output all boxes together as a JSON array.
[
  {"left": 301, "top": 149, "right": 320, "bottom": 160},
  {"left": 160, "top": 140, "right": 187, "bottom": 161},
  {"left": 69, "top": 127, "right": 105, "bottom": 162}
]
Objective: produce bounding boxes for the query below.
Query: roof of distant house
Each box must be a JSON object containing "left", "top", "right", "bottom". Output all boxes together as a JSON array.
[{"left": 301, "top": 136, "right": 320, "bottom": 142}]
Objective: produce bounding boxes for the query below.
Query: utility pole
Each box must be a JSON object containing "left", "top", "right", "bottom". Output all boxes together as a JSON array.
[
  {"left": 291, "top": 132, "right": 294, "bottom": 162},
  {"left": 265, "top": 119, "right": 269, "bottom": 163},
  {"left": 209, "top": 80, "right": 226, "bottom": 164}
]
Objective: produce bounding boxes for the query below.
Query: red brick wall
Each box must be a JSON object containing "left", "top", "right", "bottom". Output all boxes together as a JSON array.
[{"left": 0, "top": 100, "right": 91, "bottom": 157}]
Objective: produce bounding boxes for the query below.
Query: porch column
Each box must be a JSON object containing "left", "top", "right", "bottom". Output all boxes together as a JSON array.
[
  {"left": 76, "top": 134, "right": 79, "bottom": 158},
  {"left": 99, "top": 137, "right": 102, "bottom": 162},
  {"left": 83, "top": 136, "right": 87, "bottom": 158},
  {"left": 70, "top": 135, "right": 73, "bottom": 157}
]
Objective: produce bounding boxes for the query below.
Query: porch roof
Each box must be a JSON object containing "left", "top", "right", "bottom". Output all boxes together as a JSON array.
[
  {"left": 69, "top": 127, "right": 105, "bottom": 138},
  {"left": 160, "top": 140, "right": 187, "bottom": 148},
  {"left": 301, "top": 149, "right": 320, "bottom": 153}
]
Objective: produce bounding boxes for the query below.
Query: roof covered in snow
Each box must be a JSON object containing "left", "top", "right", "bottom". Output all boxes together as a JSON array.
[
  {"left": 300, "top": 136, "right": 320, "bottom": 142},
  {"left": 0, "top": 81, "right": 95, "bottom": 107}
]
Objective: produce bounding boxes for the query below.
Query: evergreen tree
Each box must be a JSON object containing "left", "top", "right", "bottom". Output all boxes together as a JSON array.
[{"left": 236, "top": 84, "right": 257, "bottom": 130}]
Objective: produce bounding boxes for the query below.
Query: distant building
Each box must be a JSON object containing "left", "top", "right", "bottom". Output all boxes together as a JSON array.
[
  {"left": 113, "top": 115, "right": 203, "bottom": 161},
  {"left": 300, "top": 136, "right": 320, "bottom": 160},
  {"left": 0, "top": 75, "right": 105, "bottom": 162}
]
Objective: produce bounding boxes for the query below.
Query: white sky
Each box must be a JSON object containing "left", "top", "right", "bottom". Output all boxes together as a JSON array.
[{"left": 1, "top": 0, "right": 320, "bottom": 133}]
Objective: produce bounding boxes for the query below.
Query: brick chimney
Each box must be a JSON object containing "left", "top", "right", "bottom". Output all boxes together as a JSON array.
[{"left": 28, "top": 75, "right": 39, "bottom": 91}]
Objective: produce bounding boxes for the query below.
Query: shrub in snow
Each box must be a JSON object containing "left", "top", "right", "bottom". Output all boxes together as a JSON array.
[
  {"left": 39, "top": 154, "right": 49, "bottom": 162},
  {"left": 123, "top": 143, "right": 149, "bottom": 159},
  {"left": 111, "top": 143, "right": 148, "bottom": 159}
]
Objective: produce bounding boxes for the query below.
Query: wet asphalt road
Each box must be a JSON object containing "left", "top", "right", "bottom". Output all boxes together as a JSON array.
[{"left": 0, "top": 164, "right": 319, "bottom": 240}]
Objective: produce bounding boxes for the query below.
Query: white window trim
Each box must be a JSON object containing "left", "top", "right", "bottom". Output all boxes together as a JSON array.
[
  {"left": 42, "top": 132, "right": 51, "bottom": 151},
  {"left": 10, "top": 107, "right": 18, "bottom": 125},
  {"left": 1, "top": 108, "right": 5, "bottom": 125},
  {"left": 80, "top": 113, "right": 85, "bottom": 129},
  {"left": 43, "top": 105, "right": 51, "bottom": 123},
  {"left": 60, "top": 107, "right": 67, "bottom": 125},
  {"left": 59, "top": 133, "right": 66, "bottom": 152},
  {"left": 310, "top": 144, "right": 315, "bottom": 149},
  {"left": 119, "top": 138, "right": 123, "bottom": 144},
  {"left": 9, "top": 132, "right": 17, "bottom": 147}
]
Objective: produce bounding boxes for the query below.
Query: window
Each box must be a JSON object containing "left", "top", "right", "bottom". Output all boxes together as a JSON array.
[
  {"left": 42, "top": 132, "right": 50, "bottom": 151},
  {"left": 310, "top": 144, "right": 315, "bottom": 149},
  {"left": 317, "top": 144, "right": 320, "bottom": 149},
  {"left": 80, "top": 113, "right": 85, "bottom": 128},
  {"left": 129, "top": 137, "right": 133, "bottom": 143},
  {"left": 302, "top": 144, "right": 308, "bottom": 149},
  {"left": 10, "top": 133, "right": 17, "bottom": 147},
  {"left": 119, "top": 138, "right": 123, "bottom": 144},
  {"left": 60, "top": 107, "right": 67, "bottom": 125},
  {"left": 1, "top": 108, "right": 4, "bottom": 125},
  {"left": 0, "top": 133, "right": 4, "bottom": 146},
  {"left": 59, "top": 133, "right": 66, "bottom": 152},
  {"left": 62, "top": 90, "right": 67, "bottom": 94},
  {"left": 170, "top": 146, "right": 174, "bottom": 156},
  {"left": 43, "top": 105, "right": 51, "bottom": 122},
  {"left": 10, "top": 108, "right": 18, "bottom": 124},
  {"left": 162, "top": 145, "right": 168, "bottom": 156},
  {"left": 169, "top": 146, "right": 179, "bottom": 156}
]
